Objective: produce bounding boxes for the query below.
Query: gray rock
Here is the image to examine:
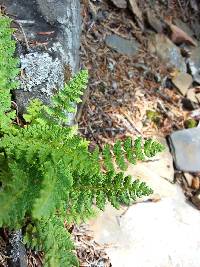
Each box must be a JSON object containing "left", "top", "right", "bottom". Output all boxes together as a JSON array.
[
  {"left": 146, "top": 9, "right": 165, "bottom": 33},
  {"left": 191, "top": 18, "right": 200, "bottom": 40},
  {"left": 20, "top": 52, "right": 64, "bottom": 95},
  {"left": 105, "top": 34, "right": 140, "bottom": 56},
  {"left": 124, "top": 137, "right": 175, "bottom": 202},
  {"left": 15, "top": 51, "right": 64, "bottom": 112},
  {"left": 37, "top": 0, "right": 81, "bottom": 73},
  {"left": 36, "top": 0, "right": 74, "bottom": 25},
  {"left": 188, "top": 47, "right": 200, "bottom": 84},
  {"left": 148, "top": 34, "right": 186, "bottom": 72},
  {"left": 7, "top": 230, "right": 27, "bottom": 267},
  {"left": 169, "top": 127, "right": 200, "bottom": 172},
  {"left": 1, "top": 0, "right": 81, "bottom": 124}
]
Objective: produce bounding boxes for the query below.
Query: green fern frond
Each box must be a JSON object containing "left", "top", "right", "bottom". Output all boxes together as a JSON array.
[
  {"left": 113, "top": 140, "right": 127, "bottom": 171},
  {"left": 0, "top": 14, "right": 165, "bottom": 267},
  {"left": 0, "top": 14, "right": 19, "bottom": 132},
  {"left": 144, "top": 139, "right": 165, "bottom": 157},
  {"left": 0, "top": 161, "right": 41, "bottom": 228},
  {"left": 102, "top": 137, "right": 165, "bottom": 172},
  {"left": 23, "top": 70, "right": 88, "bottom": 126},
  {"left": 102, "top": 144, "right": 115, "bottom": 172},
  {"left": 33, "top": 160, "right": 73, "bottom": 219},
  {"left": 24, "top": 216, "right": 79, "bottom": 267},
  {"left": 23, "top": 99, "right": 44, "bottom": 124},
  {"left": 44, "top": 70, "right": 88, "bottom": 125}
]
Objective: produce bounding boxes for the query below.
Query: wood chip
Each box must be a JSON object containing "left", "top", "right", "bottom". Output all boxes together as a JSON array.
[{"left": 168, "top": 23, "right": 197, "bottom": 46}]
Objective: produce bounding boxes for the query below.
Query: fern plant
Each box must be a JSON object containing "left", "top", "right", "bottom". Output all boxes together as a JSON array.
[{"left": 0, "top": 14, "right": 164, "bottom": 267}]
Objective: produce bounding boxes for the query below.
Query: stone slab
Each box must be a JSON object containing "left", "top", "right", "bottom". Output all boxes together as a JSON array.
[
  {"left": 169, "top": 127, "right": 200, "bottom": 172},
  {"left": 89, "top": 187, "right": 200, "bottom": 267}
]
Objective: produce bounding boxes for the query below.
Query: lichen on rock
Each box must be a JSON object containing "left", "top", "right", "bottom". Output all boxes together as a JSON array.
[{"left": 20, "top": 52, "right": 64, "bottom": 96}]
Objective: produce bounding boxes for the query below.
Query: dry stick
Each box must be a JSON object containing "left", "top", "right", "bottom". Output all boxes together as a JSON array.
[
  {"left": 14, "top": 20, "right": 30, "bottom": 51},
  {"left": 11, "top": 101, "right": 20, "bottom": 126},
  {"left": 120, "top": 110, "right": 143, "bottom": 137},
  {"left": 75, "top": 87, "right": 90, "bottom": 123}
]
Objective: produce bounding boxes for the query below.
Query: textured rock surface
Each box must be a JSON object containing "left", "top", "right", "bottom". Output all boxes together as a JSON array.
[
  {"left": 20, "top": 52, "right": 64, "bottom": 95},
  {"left": 172, "top": 72, "right": 193, "bottom": 96},
  {"left": 169, "top": 127, "right": 200, "bottom": 172},
  {"left": 146, "top": 9, "right": 164, "bottom": 33},
  {"left": 105, "top": 34, "right": 140, "bottom": 56},
  {"left": 188, "top": 47, "right": 200, "bottom": 84},
  {"left": 0, "top": 0, "right": 81, "bottom": 119},
  {"left": 36, "top": 0, "right": 81, "bottom": 72},
  {"left": 89, "top": 187, "right": 200, "bottom": 267},
  {"left": 148, "top": 33, "right": 186, "bottom": 72},
  {"left": 7, "top": 230, "right": 27, "bottom": 267}
]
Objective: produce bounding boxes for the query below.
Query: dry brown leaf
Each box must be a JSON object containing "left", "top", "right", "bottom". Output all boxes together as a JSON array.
[{"left": 168, "top": 23, "right": 197, "bottom": 46}]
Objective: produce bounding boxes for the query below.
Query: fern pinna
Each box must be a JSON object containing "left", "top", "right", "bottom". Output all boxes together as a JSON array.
[{"left": 0, "top": 14, "right": 164, "bottom": 267}]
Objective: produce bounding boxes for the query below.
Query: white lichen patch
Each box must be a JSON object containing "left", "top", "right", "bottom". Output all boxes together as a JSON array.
[{"left": 20, "top": 52, "right": 64, "bottom": 96}]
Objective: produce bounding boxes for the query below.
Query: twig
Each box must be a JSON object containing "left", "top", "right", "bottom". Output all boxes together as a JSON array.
[
  {"left": 14, "top": 20, "right": 30, "bottom": 51},
  {"left": 120, "top": 110, "right": 143, "bottom": 136}
]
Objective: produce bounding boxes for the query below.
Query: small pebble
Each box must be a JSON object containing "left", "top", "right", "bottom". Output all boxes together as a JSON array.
[{"left": 192, "top": 177, "right": 200, "bottom": 190}]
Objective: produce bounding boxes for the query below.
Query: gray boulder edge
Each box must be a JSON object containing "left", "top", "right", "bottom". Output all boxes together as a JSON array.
[
  {"left": 1, "top": 0, "right": 81, "bottom": 122},
  {"left": 168, "top": 127, "right": 200, "bottom": 172}
]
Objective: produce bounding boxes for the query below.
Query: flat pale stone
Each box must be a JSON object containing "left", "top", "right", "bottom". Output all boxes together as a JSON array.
[
  {"left": 89, "top": 187, "right": 200, "bottom": 267},
  {"left": 187, "top": 88, "right": 199, "bottom": 103},
  {"left": 89, "top": 204, "right": 126, "bottom": 245},
  {"left": 125, "top": 163, "right": 176, "bottom": 201},
  {"left": 172, "top": 72, "right": 193, "bottom": 96},
  {"left": 184, "top": 172, "right": 193, "bottom": 187}
]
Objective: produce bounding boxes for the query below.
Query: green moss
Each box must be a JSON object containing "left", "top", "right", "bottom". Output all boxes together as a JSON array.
[
  {"left": 184, "top": 119, "right": 197, "bottom": 129},
  {"left": 146, "top": 110, "right": 161, "bottom": 125}
]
